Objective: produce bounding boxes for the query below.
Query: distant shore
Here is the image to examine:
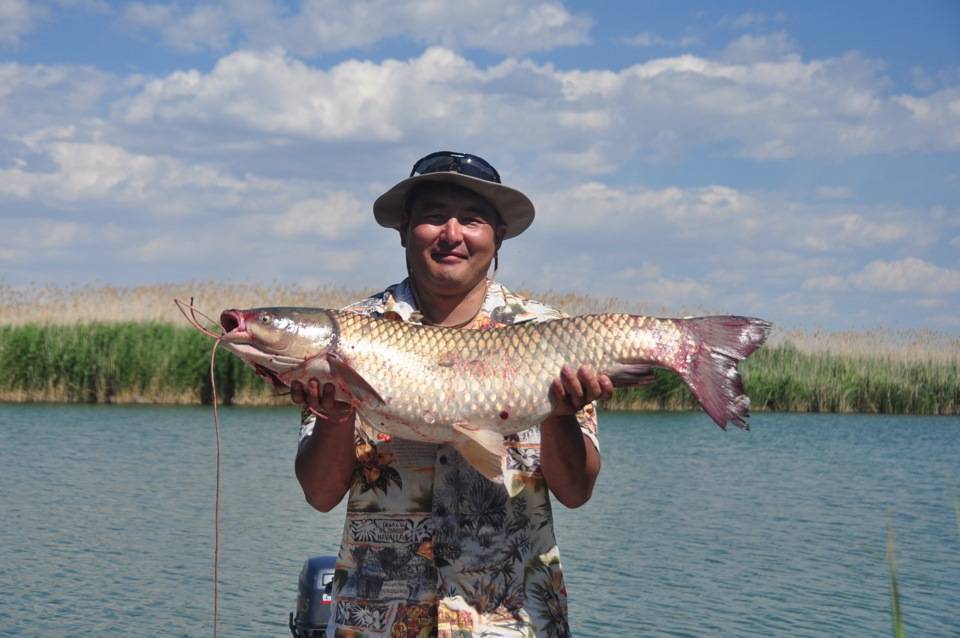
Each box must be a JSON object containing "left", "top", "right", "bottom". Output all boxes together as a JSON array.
[{"left": 1, "top": 283, "right": 957, "bottom": 414}]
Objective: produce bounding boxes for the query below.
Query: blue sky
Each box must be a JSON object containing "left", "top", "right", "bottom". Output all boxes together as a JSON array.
[{"left": 2, "top": 1, "right": 959, "bottom": 333}]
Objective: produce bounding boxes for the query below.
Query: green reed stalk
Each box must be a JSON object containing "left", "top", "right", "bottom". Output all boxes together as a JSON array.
[
  {"left": 0, "top": 323, "right": 278, "bottom": 405},
  {"left": 886, "top": 510, "right": 906, "bottom": 638}
]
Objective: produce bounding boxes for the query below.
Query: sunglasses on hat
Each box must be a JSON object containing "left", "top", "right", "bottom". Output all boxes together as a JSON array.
[{"left": 409, "top": 151, "right": 501, "bottom": 184}]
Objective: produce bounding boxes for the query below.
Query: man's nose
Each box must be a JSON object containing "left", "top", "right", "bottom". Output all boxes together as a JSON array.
[{"left": 438, "top": 217, "right": 463, "bottom": 243}]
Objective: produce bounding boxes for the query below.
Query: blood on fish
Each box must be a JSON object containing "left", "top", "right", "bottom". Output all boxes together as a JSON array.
[{"left": 499, "top": 410, "right": 509, "bottom": 420}]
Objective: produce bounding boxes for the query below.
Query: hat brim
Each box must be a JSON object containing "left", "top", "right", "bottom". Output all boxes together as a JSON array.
[{"left": 373, "top": 172, "right": 535, "bottom": 240}]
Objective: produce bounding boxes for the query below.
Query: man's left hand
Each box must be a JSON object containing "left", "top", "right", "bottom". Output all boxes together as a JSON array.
[{"left": 549, "top": 364, "right": 613, "bottom": 417}]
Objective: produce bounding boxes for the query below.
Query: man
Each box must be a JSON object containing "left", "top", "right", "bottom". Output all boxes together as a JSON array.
[{"left": 292, "top": 151, "right": 643, "bottom": 637}]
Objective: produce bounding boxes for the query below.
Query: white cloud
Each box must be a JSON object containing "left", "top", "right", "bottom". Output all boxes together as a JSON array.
[
  {"left": 852, "top": 257, "right": 960, "bottom": 294},
  {"left": 0, "top": 63, "right": 122, "bottom": 142},
  {"left": 0, "top": 135, "right": 310, "bottom": 218},
  {"left": 0, "top": 216, "right": 89, "bottom": 262},
  {"left": 720, "top": 11, "right": 786, "bottom": 30},
  {"left": 533, "top": 182, "right": 761, "bottom": 234},
  {"left": 803, "top": 257, "right": 960, "bottom": 295},
  {"left": 721, "top": 31, "right": 797, "bottom": 63},
  {"left": 769, "top": 291, "right": 834, "bottom": 319},
  {"left": 801, "top": 274, "right": 846, "bottom": 292},
  {"left": 799, "top": 214, "right": 910, "bottom": 251},
  {"left": 541, "top": 148, "right": 618, "bottom": 175},
  {"left": 57, "top": 0, "right": 112, "bottom": 11},
  {"left": 0, "top": 141, "right": 268, "bottom": 214},
  {"left": 122, "top": 0, "right": 591, "bottom": 56},
  {"left": 266, "top": 192, "right": 368, "bottom": 239},
  {"left": 815, "top": 186, "right": 854, "bottom": 199},
  {"left": 6, "top": 41, "right": 936, "bottom": 175},
  {"left": 637, "top": 276, "right": 712, "bottom": 309},
  {"left": 118, "top": 48, "right": 451, "bottom": 141},
  {"left": 0, "top": 0, "right": 47, "bottom": 47},
  {"left": 124, "top": 2, "right": 233, "bottom": 52},
  {"left": 621, "top": 31, "right": 699, "bottom": 48}
]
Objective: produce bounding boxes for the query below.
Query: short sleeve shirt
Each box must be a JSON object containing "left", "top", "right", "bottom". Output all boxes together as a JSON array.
[{"left": 299, "top": 279, "right": 599, "bottom": 638}]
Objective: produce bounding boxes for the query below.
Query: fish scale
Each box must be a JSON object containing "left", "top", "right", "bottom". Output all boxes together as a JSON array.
[
  {"left": 210, "top": 305, "right": 771, "bottom": 490},
  {"left": 334, "top": 312, "right": 691, "bottom": 436}
]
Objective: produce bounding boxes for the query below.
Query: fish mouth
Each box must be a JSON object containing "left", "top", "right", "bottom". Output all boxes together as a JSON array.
[{"left": 219, "top": 309, "right": 247, "bottom": 339}]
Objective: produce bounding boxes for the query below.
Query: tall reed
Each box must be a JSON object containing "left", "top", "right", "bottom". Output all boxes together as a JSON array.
[
  {"left": 887, "top": 510, "right": 906, "bottom": 638},
  {"left": 0, "top": 323, "right": 278, "bottom": 405}
]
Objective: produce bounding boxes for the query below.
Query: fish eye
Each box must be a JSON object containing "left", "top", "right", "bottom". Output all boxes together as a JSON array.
[{"left": 260, "top": 313, "right": 272, "bottom": 324}]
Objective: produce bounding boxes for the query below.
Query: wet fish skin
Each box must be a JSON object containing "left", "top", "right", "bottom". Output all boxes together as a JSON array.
[{"left": 215, "top": 307, "right": 771, "bottom": 487}]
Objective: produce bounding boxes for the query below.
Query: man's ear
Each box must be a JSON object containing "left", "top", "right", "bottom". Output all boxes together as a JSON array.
[
  {"left": 494, "top": 224, "right": 507, "bottom": 249},
  {"left": 399, "top": 213, "right": 408, "bottom": 247}
]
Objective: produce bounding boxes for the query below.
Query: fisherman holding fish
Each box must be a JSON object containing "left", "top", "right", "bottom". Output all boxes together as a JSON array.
[
  {"left": 291, "top": 151, "right": 645, "bottom": 637},
  {"left": 202, "top": 150, "right": 768, "bottom": 635}
]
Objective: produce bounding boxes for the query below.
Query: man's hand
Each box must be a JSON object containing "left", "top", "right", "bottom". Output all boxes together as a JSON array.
[
  {"left": 291, "top": 378, "right": 355, "bottom": 425},
  {"left": 548, "top": 364, "right": 613, "bottom": 417},
  {"left": 542, "top": 363, "right": 654, "bottom": 508},
  {"left": 549, "top": 363, "right": 656, "bottom": 416},
  {"left": 292, "top": 378, "right": 357, "bottom": 512}
]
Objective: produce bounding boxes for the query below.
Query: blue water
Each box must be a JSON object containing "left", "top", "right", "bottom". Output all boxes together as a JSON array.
[{"left": 1, "top": 406, "right": 958, "bottom": 637}]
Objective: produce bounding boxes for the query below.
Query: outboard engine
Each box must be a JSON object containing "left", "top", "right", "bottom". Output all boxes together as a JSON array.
[{"left": 289, "top": 556, "right": 337, "bottom": 638}]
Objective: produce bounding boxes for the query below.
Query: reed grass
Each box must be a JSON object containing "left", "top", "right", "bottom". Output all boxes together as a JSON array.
[
  {"left": 886, "top": 510, "right": 906, "bottom": 638},
  {"left": 0, "top": 323, "right": 279, "bottom": 405},
  {"left": 0, "top": 283, "right": 957, "bottom": 411},
  {"left": 0, "top": 281, "right": 365, "bottom": 327}
]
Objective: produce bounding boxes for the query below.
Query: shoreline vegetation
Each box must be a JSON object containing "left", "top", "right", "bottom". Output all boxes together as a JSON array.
[{"left": 1, "top": 283, "right": 958, "bottom": 414}]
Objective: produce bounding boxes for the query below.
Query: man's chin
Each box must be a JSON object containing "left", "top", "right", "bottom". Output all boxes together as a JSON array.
[{"left": 421, "top": 267, "right": 487, "bottom": 291}]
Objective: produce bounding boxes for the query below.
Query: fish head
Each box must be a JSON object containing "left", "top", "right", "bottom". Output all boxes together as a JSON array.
[{"left": 218, "top": 307, "right": 339, "bottom": 386}]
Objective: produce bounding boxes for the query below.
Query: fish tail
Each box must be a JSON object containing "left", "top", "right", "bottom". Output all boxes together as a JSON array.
[{"left": 677, "top": 316, "right": 772, "bottom": 430}]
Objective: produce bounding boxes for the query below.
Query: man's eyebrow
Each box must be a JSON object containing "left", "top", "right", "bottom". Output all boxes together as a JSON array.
[{"left": 413, "top": 199, "right": 496, "bottom": 218}]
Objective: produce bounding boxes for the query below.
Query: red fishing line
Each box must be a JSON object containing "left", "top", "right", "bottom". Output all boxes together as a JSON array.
[{"left": 209, "top": 337, "right": 223, "bottom": 638}]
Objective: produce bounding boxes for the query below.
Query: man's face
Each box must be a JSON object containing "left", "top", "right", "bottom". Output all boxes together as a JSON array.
[{"left": 402, "top": 183, "right": 506, "bottom": 296}]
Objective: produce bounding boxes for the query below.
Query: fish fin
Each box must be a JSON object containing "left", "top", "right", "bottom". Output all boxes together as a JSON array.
[
  {"left": 679, "top": 316, "right": 772, "bottom": 431},
  {"left": 450, "top": 422, "right": 521, "bottom": 495},
  {"left": 326, "top": 352, "right": 385, "bottom": 408}
]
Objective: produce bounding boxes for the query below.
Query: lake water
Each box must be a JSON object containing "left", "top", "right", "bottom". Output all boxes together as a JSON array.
[{"left": 1, "top": 405, "right": 958, "bottom": 637}]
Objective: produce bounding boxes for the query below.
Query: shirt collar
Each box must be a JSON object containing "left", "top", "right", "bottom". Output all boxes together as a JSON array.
[{"left": 378, "top": 279, "right": 539, "bottom": 326}]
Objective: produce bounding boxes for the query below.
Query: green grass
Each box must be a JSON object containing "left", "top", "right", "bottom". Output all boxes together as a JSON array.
[
  {"left": 0, "top": 323, "right": 276, "bottom": 405},
  {"left": 886, "top": 510, "right": 906, "bottom": 638},
  {"left": 0, "top": 323, "right": 957, "bottom": 413}
]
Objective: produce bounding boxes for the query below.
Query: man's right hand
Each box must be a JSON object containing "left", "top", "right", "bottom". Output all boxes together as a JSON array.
[
  {"left": 293, "top": 378, "right": 358, "bottom": 512},
  {"left": 291, "top": 379, "right": 356, "bottom": 424}
]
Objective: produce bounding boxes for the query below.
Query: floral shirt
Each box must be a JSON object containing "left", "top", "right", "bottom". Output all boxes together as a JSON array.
[{"left": 299, "top": 279, "right": 599, "bottom": 638}]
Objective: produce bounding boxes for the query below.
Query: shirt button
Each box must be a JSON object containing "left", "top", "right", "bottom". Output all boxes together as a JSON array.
[{"left": 439, "top": 455, "right": 447, "bottom": 464}]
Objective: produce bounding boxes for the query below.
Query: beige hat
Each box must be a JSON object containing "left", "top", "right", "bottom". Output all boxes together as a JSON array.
[{"left": 373, "top": 151, "right": 535, "bottom": 240}]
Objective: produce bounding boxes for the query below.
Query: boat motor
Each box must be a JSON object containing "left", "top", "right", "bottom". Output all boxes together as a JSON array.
[{"left": 289, "top": 556, "right": 337, "bottom": 638}]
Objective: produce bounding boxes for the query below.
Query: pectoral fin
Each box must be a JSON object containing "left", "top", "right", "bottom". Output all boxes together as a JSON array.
[
  {"left": 326, "top": 352, "right": 385, "bottom": 408},
  {"left": 450, "top": 422, "right": 523, "bottom": 497}
]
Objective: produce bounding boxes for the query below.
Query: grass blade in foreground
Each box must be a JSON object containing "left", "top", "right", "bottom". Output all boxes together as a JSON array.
[{"left": 886, "top": 509, "right": 906, "bottom": 638}]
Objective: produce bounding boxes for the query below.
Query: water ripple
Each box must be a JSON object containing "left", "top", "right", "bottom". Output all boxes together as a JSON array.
[{"left": 2, "top": 407, "right": 958, "bottom": 636}]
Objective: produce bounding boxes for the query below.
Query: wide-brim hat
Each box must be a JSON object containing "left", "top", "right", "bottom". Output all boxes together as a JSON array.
[{"left": 373, "top": 164, "right": 535, "bottom": 240}]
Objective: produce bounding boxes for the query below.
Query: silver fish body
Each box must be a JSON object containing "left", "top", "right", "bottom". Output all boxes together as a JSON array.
[{"left": 213, "top": 307, "right": 771, "bottom": 490}]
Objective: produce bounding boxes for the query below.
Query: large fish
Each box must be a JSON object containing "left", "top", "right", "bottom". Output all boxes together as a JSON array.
[{"left": 193, "top": 304, "right": 771, "bottom": 493}]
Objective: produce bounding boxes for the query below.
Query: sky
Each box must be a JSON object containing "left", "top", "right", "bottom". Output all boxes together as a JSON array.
[{"left": 1, "top": 0, "right": 959, "bottom": 333}]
